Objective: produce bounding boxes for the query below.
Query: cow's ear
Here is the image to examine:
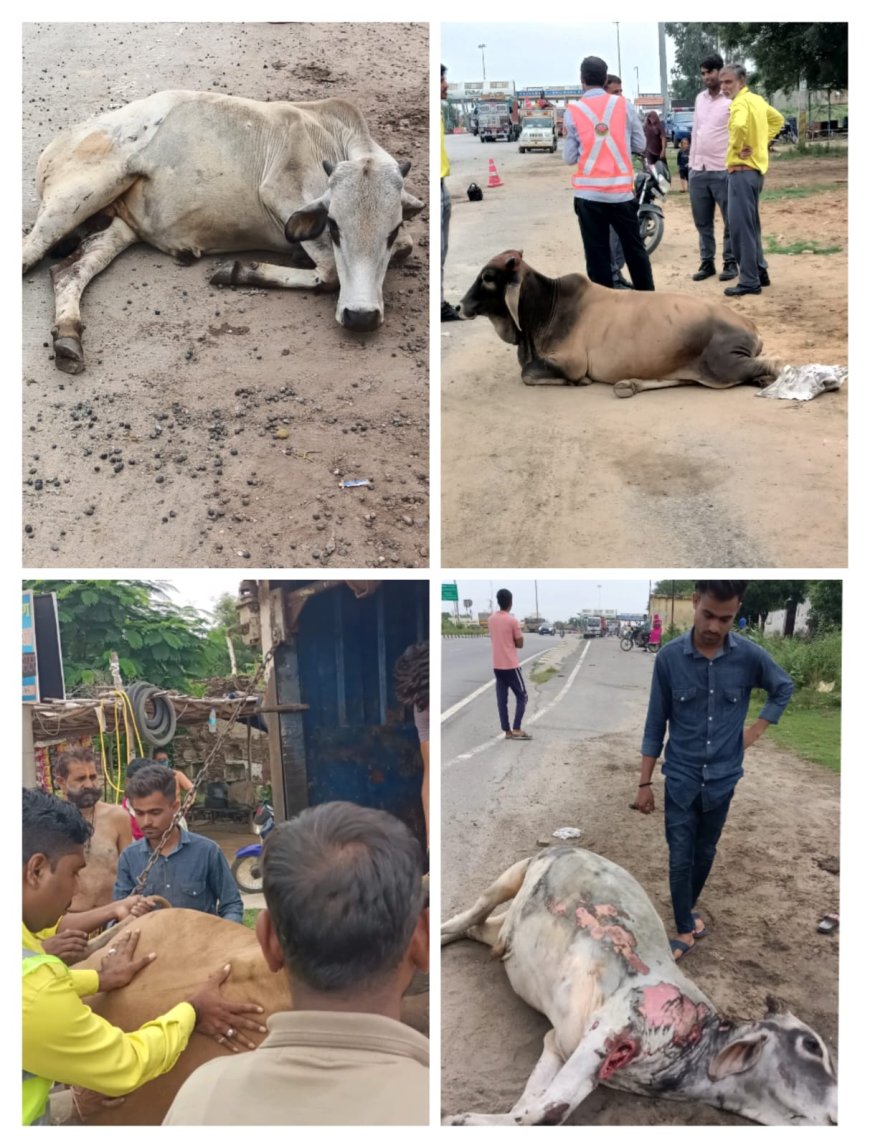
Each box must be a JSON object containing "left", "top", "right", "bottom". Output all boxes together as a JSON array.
[
  {"left": 708, "top": 1032, "right": 768, "bottom": 1081},
  {"left": 322, "top": 160, "right": 335, "bottom": 178},
  {"left": 401, "top": 190, "right": 425, "bottom": 220},
  {"left": 398, "top": 160, "right": 412, "bottom": 177},
  {"left": 504, "top": 259, "right": 525, "bottom": 331},
  {"left": 286, "top": 197, "right": 329, "bottom": 242}
]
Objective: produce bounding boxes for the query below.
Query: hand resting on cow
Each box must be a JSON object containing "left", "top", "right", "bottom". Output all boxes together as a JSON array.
[
  {"left": 460, "top": 251, "right": 780, "bottom": 397},
  {"left": 21, "top": 788, "right": 265, "bottom": 1127},
  {"left": 441, "top": 845, "right": 837, "bottom": 1126},
  {"left": 23, "top": 91, "right": 425, "bottom": 371}
]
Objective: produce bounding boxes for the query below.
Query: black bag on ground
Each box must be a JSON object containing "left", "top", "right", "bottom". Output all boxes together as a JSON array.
[{"left": 467, "top": 182, "right": 483, "bottom": 201}]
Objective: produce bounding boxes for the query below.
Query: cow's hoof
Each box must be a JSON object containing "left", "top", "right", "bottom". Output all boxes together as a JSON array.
[
  {"left": 210, "top": 261, "right": 241, "bottom": 286},
  {"left": 444, "top": 1116, "right": 469, "bottom": 1126},
  {"left": 54, "top": 337, "right": 85, "bottom": 374},
  {"left": 614, "top": 380, "right": 639, "bottom": 399}
]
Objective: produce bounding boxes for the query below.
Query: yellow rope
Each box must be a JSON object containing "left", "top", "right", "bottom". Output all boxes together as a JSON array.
[
  {"left": 103, "top": 699, "right": 124, "bottom": 800},
  {"left": 112, "top": 688, "right": 144, "bottom": 758}
]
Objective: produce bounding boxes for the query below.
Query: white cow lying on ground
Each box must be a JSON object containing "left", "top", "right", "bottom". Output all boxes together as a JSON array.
[
  {"left": 23, "top": 91, "right": 425, "bottom": 371},
  {"left": 442, "top": 846, "right": 837, "bottom": 1126}
]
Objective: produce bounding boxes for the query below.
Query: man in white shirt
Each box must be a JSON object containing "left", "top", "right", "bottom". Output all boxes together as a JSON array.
[{"left": 688, "top": 53, "right": 737, "bottom": 283}]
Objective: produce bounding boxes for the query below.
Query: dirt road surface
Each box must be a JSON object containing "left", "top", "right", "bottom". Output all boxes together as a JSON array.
[
  {"left": 22, "top": 22, "right": 429, "bottom": 568},
  {"left": 441, "top": 136, "right": 847, "bottom": 567},
  {"left": 441, "top": 636, "right": 839, "bottom": 1125}
]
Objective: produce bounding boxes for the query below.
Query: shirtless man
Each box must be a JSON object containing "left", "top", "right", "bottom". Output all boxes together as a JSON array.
[{"left": 55, "top": 746, "right": 133, "bottom": 911}]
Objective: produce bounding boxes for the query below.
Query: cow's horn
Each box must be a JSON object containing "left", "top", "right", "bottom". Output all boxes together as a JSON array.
[{"left": 401, "top": 189, "right": 424, "bottom": 219}]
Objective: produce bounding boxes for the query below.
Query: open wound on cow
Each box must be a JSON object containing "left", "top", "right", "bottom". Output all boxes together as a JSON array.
[
  {"left": 599, "top": 1031, "right": 640, "bottom": 1080},
  {"left": 640, "top": 983, "right": 710, "bottom": 1047},
  {"left": 550, "top": 897, "right": 650, "bottom": 975}
]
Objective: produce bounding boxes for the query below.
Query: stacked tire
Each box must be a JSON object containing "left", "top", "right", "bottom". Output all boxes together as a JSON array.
[{"left": 127, "top": 681, "right": 177, "bottom": 749}]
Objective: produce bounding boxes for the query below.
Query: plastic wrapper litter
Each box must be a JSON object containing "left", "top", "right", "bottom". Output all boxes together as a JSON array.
[{"left": 756, "top": 364, "right": 847, "bottom": 401}]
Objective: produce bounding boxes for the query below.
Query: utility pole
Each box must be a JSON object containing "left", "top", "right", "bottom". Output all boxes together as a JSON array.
[
  {"left": 658, "top": 22, "right": 670, "bottom": 123},
  {"left": 535, "top": 580, "right": 539, "bottom": 620},
  {"left": 634, "top": 65, "right": 639, "bottom": 101},
  {"left": 478, "top": 43, "right": 486, "bottom": 83},
  {"left": 614, "top": 23, "right": 622, "bottom": 79}
]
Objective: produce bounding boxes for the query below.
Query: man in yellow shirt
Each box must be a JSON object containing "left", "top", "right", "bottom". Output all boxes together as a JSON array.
[
  {"left": 719, "top": 63, "right": 784, "bottom": 297},
  {"left": 22, "top": 787, "right": 265, "bottom": 1124}
]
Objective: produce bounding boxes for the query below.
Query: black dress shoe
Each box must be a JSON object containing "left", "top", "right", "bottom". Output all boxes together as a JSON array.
[
  {"left": 724, "top": 284, "right": 762, "bottom": 296},
  {"left": 759, "top": 269, "right": 771, "bottom": 287},
  {"left": 692, "top": 262, "right": 716, "bottom": 281},
  {"left": 719, "top": 263, "right": 738, "bottom": 281},
  {"left": 441, "top": 302, "right": 462, "bottom": 322}
]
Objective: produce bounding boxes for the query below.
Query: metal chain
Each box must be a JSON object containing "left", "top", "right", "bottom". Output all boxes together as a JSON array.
[{"left": 132, "top": 645, "right": 276, "bottom": 894}]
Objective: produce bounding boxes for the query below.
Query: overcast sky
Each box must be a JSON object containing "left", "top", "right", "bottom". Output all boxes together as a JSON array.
[
  {"left": 443, "top": 579, "right": 653, "bottom": 621},
  {"left": 161, "top": 573, "right": 239, "bottom": 618},
  {"left": 441, "top": 22, "right": 670, "bottom": 97}
]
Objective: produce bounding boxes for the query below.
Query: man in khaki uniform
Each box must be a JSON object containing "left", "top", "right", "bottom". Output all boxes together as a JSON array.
[{"left": 163, "top": 801, "right": 429, "bottom": 1125}]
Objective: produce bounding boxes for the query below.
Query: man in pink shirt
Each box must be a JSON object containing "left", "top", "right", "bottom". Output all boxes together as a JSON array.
[
  {"left": 488, "top": 588, "right": 531, "bottom": 741},
  {"left": 688, "top": 53, "right": 737, "bottom": 283}
]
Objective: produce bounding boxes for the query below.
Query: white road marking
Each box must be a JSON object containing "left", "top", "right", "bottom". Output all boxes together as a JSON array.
[
  {"left": 444, "top": 642, "right": 591, "bottom": 768},
  {"left": 440, "top": 649, "right": 549, "bottom": 723}
]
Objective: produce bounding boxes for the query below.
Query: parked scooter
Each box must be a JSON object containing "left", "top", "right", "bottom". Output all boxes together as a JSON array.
[
  {"left": 231, "top": 801, "right": 275, "bottom": 893},
  {"left": 635, "top": 159, "right": 670, "bottom": 255}
]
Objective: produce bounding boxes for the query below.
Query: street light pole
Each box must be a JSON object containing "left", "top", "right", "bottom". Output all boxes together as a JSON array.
[
  {"left": 634, "top": 65, "right": 639, "bottom": 101},
  {"left": 614, "top": 23, "right": 622, "bottom": 79},
  {"left": 478, "top": 42, "right": 486, "bottom": 83}
]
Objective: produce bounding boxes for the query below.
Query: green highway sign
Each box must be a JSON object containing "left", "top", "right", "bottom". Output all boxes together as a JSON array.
[{"left": 441, "top": 583, "right": 459, "bottom": 602}]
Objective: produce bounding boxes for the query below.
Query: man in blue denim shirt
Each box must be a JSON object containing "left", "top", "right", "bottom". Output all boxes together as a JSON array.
[
  {"left": 635, "top": 581, "right": 793, "bottom": 961},
  {"left": 114, "top": 763, "right": 243, "bottom": 922}
]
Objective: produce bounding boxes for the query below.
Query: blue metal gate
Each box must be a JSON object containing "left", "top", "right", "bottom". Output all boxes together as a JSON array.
[{"left": 274, "top": 580, "right": 428, "bottom": 846}]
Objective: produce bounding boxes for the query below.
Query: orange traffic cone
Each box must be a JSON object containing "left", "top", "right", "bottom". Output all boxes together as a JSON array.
[{"left": 487, "top": 158, "right": 504, "bottom": 188}]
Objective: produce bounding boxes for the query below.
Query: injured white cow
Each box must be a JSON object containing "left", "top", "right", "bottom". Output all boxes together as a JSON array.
[
  {"left": 23, "top": 91, "right": 425, "bottom": 371},
  {"left": 441, "top": 846, "right": 837, "bottom": 1125}
]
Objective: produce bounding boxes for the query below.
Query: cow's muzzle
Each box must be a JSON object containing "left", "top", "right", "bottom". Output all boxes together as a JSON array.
[{"left": 341, "top": 307, "right": 382, "bottom": 332}]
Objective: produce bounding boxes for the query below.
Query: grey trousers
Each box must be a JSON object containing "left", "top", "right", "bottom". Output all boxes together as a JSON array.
[
  {"left": 441, "top": 178, "right": 451, "bottom": 304},
  {"left": 727, "top": 168, "right": 767, "bottom": 289},
  {"left": 688, "top": 169, "right": 734, "bottom": 266}
]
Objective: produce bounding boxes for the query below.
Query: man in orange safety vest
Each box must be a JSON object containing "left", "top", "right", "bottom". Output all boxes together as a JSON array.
[{"left": 564, "top": 55, "right": 655, "bottom": 291}]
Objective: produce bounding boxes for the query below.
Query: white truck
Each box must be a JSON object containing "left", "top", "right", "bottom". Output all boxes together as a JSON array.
[{"left": 518, "top": 114, "right": 557, "bottom": 154}]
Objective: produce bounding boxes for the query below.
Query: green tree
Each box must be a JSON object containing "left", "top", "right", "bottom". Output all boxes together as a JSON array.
[
  {"left": 666, "top": 23, "right": 847, "bottom": 103},
  {"left": 664, "top": 23, "right": 723, "bottom": 104},
  {"left": 652, "top": 580, "right": 697, "bottom": 598},
  {"left": 23, "top": 580, "right": 225, "bottom": 693},
  {"left": 715, "top": 23, "right": 847, "bottom": 95},
  {"left": 806, "top": 581, "right": 842, "bottom": 632}
]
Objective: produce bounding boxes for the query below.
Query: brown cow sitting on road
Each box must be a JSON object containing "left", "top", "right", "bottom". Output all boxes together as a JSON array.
[{"left": 460, "top": 251, "right": 780, "bottom": 397}]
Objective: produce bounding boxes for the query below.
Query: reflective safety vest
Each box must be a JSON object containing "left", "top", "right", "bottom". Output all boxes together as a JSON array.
[
  {"left": 567, "top": 94, "right": 633, "bottom": 196},
  {"left": 22, "top": 948, "right": 61, "bottom": 1125}
]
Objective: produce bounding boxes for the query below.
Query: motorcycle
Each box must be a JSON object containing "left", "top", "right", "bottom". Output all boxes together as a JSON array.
[
  {"left": 620, "top": 625, "right": 660, "bottom": 653},
  {"left": 635, "top": 159, "right": 670, "bottom": 256},
  {"left": 231, "top": 801, "right": 275, "bottom": 893}
]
